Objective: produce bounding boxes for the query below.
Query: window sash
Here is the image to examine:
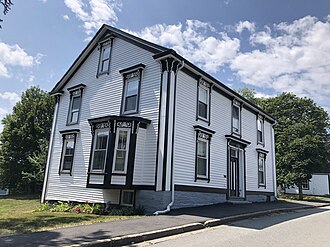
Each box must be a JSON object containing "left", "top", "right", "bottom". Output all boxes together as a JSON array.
[
  {"left": 196, "top": 139, "right": 208, "bottom": 178},
  {"left": 257, "top": 118, "right": 264, "bottom": 143},
  {"left": 61, "top": 139, "right": 75, "bottom": 171},
  {"left": 232, "top": 105, "right": 240, "bottom": 133},
  {"left": 69, "top": 95, "right": 81, "bottom": 124},
  {"left": 258, "top": 154, "right": 266, "bottom": 186},
  {"left": 99, "top": 45, "right": 111, "bottom": 73},
  {"left": 123, "top": 77, "right": 139, "bottom": 113},
  {"left": 302, "top": 181, "right": 309, "bottom": 190},
  {"left": 121, "top": 190, "right": 134, "bottom": 206},
  {"left": 91, "top": 130, "right": 109, "bottom": 171},
  {"left": 113, "top": 129, "right": 130, "bottom": 173},
  {"left": 198, "top": 86, "right": 209, "bottom": 120}
]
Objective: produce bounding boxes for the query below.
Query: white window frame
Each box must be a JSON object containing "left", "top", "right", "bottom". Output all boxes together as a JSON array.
[
  {"left": 232, "top": 100, "right": 241, "bottom": 135},
  {"left": 198, "top": 84, "right": 210, "bottom": 121},
  {"left": 122, "top": 72, "right": 140, "bottom": 114},
  {"left": 258, "top": 152, "right": 266, "bottom": 187},
  {"left": 67, "top": 90, "right": 82, "bottom": 125},
  {"left": 112, "top": 128, "right": 131, "bottom": 174},
  {"left": 98, "top": 40, "right": 112, "bottom": 75},
  {"left": 121, "top": 190, "right": 134, "bottom": 206},
  {"left": 302, "top": 180, "right": 309, "bottom": 190},
  {"left": 257, "top": 116, "right": 264, "bottom": 144},
  {"left": 60, "top": 134, "right": 76, "bottom": 173},
  {"left": 196, "top": 137, "right": 209, "bottom": 179},
  {"left": 91, "top": 128, "right": 109, "bottom": 172}
]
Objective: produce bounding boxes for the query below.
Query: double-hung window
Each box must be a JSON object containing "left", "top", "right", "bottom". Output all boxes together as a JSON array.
[
  {"left": 232, "top": 100, "right": 241, "bottom": 135},
  {"left": 194, "top": 126, "right": 214, "bottom": 181},
  {"left": 91, "top": 129, "right": 109, "bottom": 171},
  {"left": 258, "top": 152, "right": 266, "bottom": 187},
  {"left": 302, "top": 180, "right": 309, "bottom": 190},
  {"left": 98, "top": 39, "right": 112, "bottom": 75},
  {"left": 59, "top": 131, "right": 79, "bottom": 175},
  {"left": 67, "top": 85, "right": 85, "bottom": 125},
  {"left": 197, "top": 80, "right": 210, "bottom": 122},
  {"left": 257, "top": 116, "right": 264, "bottom": 144},
  {"left": 113, "top": 128, "right": 130, "bottom": 173},
  {"left": 120, "top": 64, "right": 145, "bottom": 115}
]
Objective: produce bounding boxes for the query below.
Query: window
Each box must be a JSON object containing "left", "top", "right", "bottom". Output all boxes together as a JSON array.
[
  {"left": 257, "top": 116, "right": 264, "bottom": 144},
  {"left": 91, "top": 129, "right": 109, "bottom": 171},
  {"left": 197, "top": 138, "right": 208, "bottom": 178},
  {"left": 98, "top": 40, "right": 112, "bottom": 75},
  {"left": 122, "top": 73, "right": 140, "bottom": 114},
  {"left": 59, "top": 131, "right": 78, "bottom": 175},
  {"left": 121, "top": 190, "right": 134, "bottom": 206},
  {"left": 197, "top": 80, "right": 210, "bottom": 121},
  {"left": 258, "top": 152, "right": 266, "bottom": 186},
  {"left": 113, "top": 128, "right": 130, "bottom": 173},
  {"left": 67, "top": 89, "right": 83, "bottom": 125},
  {"left": 302, "top": 180, "right": 309, "bottom": 190},
  {"left": 232, "top": 101, "right": 241, "bottom": 134},
  {"left": 194, "top": 127, "right": 214, "bottom": 181}
]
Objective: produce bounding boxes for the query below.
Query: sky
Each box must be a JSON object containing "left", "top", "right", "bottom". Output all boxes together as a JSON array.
[{"left": 0, "top": 0, "right": 330, "bottom": 131}]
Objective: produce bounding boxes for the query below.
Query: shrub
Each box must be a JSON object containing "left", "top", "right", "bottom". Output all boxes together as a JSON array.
[
  {"left": 52, "top": 201, "right": 72, "bottom": 212},
  {"left": 35, "top": 202, "right": 52, "bottom": 212}
]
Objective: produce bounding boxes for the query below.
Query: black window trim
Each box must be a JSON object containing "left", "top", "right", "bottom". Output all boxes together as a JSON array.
[
  {"left": 120, "top": 189, "right": 135, "bottom": 207},
  {"left": 66, "top": 84, "right": 85, "bottom": 126},
  {"left": 96, "top": 37, "right": 114, "bottom": 77},
  {"left": 232, "top": 99, "right": 241, "bottom": 136},
  {"left": 257, "top": 151, "right": 267, "bottom": 188},
  {"left": 196, "top": 78, "right": 211, "bottom": 124},
  {"left": 194, "top": 125, "right": 215, "bottom": 182},
  {"left": 257, "top": 115, "right": 265, "bottom": 146},
  {"left": 58, "top": 129, "right": 80, "bottom": 175},
  {"left": 120, "top": 64, "right": 145, "bottom": 115}
]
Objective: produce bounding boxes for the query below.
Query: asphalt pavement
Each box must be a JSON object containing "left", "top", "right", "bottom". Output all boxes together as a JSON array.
[{"left": 0, "top": 200, "right": 328, "bottom": 247}]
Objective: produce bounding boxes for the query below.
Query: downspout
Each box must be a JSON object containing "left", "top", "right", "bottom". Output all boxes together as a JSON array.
[
  {"left": 271, "top": 122, "right": 277, "bottom": 199},
  {"left": 41, "top": 94, "right": 61, "bottom": 203},
  {"left": 154, "top": 60, "right": 184, "bottom": 216}
]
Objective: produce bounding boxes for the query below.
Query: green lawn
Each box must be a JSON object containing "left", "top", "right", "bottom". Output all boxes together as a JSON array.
[
  {"left": 0, "top": 195, "right": 140, "bottom": 236},
  {"left": 279, "top": 193, "right": 330, "bottom": 202}
]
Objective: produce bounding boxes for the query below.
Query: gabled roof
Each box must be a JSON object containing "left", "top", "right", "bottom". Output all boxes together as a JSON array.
[
  {"left": 51, "top": 24, "right": 275, "bottom": 123},
  {"left": 50, "top": 24, "right": 169, "bottom": 94}
]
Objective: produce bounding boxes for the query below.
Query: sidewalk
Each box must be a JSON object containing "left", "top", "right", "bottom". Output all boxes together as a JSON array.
[{"left": 0, "top": 200, "right": 329, "bottom": 247}]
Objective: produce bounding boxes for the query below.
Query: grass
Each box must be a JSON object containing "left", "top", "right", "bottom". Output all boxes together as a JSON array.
[
  {"left": 278, "top": 193, "right": 330, "bottom": 202},
  {"left": 0, "top": 194, "right": 141, "bottom": 236}
]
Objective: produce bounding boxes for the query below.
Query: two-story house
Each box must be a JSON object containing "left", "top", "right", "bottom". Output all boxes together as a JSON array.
[{"left": 41, "top": 25, "right": 276, "bottom": 213}]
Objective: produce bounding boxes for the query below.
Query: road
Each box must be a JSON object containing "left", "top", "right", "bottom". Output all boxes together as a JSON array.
[{"left": 135, "top": 206, "right": 330, "bottom": 247}]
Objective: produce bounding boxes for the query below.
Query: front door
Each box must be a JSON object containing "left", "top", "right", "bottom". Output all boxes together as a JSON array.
[{"left": 229, "top": 149, "right": 239, "bottom": 197}]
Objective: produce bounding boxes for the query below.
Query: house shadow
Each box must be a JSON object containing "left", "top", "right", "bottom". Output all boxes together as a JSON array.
[{"left": 169, "top": 200, "right": 330, "bottom": 230}]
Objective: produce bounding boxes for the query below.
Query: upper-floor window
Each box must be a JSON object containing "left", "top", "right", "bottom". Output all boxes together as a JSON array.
[
  {"left": 257, "top": 116, "right": 264, "bottom": 144},
  {"left": 67, "top": 84, "right": 85, "bottom": 125},
  {"left": 113, "top": 128, "right": 130, "bottom": 173},
  {"left": 120, "top": 64, "right": 145, "bottom": 115},
  {"left": 232, "top": 100, "right": 241, "bottom": 135},
  {"left": 97, "top": 39, "right": 112, "bottom": 75},
  {"left": 197, "top": 79, "right": 210, "bottom": 122},
  {"left": 91, "top": 129, "right": 109, "bottom": 171},
  {"left": 258, "top": 152, "right": 266, "bottom": 187}
]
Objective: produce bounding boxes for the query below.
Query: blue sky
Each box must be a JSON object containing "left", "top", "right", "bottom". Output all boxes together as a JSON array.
[{"left": 0, "top": 0, "right": 330, "bottom": 131}]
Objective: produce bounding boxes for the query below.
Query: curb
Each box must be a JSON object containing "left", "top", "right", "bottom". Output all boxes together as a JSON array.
[{"left": 75, "top": 203, "right": 329, "bottom": 247}]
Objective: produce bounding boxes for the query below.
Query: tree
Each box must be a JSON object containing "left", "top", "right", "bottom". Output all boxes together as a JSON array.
[
  {"left": 262, "top": 93, "right": 330, "bottom": 199},
  {"left": 0, "top": 0, "right": 13, "bottom": 28},
  {"left": 0, "top": 86, "right": 54, "bottom": 193},
  {"left": 235, "top": 86, "right": 262, "bottom": 106}
]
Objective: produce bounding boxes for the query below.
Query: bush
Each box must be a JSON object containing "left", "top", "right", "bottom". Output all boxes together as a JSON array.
[
  {"left": 52, "top": 201, "right": 72, "bottom": 212},
  {"left": 35, "top": 202, "right": 52, "bottom": 212}
]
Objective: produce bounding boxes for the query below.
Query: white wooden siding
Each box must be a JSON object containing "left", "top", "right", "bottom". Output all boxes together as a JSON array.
[
  {"left": 46, "top": 37, "right": 160, "bottom": 203},
  {"left": 286, "top": 174, "right": 330, "bottom": 195},
  {"left": 111, "top": 175, "right": 126, "bottom": 185}
]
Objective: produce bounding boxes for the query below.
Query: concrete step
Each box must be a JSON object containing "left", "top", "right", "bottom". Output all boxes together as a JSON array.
[{"left": 227, "top": 199, "right": 252, "bottom": 204}]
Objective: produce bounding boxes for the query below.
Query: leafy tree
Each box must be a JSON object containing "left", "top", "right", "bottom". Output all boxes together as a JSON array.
[
  {"left": 0, "top": 0, "right": 13, "bottom": 28},
  {"left": 262, "top": 93, "right": 330, "bottom": 199},
  {"left": 235, "top": 86, "right": 262, "bottom": 106},
  {"left": 0, "top": 86, "right": 54, "bottom": 193}
]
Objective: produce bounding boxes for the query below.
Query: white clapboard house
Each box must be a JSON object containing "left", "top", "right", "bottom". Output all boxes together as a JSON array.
[
  {"left": 41, "top": 25, "right": 277, "bottom": 213},
  {"left": 285, "top": 173, "right": 330, "bottom": 196}
]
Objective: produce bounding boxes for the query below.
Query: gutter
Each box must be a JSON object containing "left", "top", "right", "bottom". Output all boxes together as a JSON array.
[{"left": 41, "top": 94, "right": 61, "bottom": 203}]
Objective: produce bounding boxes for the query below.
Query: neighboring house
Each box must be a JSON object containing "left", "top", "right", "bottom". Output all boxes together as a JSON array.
[
  {"left": 285, "top": 173, "right": 330, "bottom": 196},
  {"left": 41, "top": 25, "right": 277, "bottom": 213},
  {"left": 0, "top": 188, "right": 9, "bottom": 196}
]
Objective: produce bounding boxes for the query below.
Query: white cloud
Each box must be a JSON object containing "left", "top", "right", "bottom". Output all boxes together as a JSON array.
[
  {"left": 64, "top": 0, "right": 122, "bottom": 36},
  {"left": 236, "top": 21, "right": 255, "bottom": 34},
  {"left": 230, "top": 16, "right": 330, "bottom": 108},
  {"left": 0, "top": 92, "right": 20, "bottom": 106},
  {"left": 63, "top": 15, "right": 70, "bottom": 21},
  {"left": 0, "top": 42, "right": 37, "bottom": 78},
  {"left": 127, "top": 20, "right": 240, "bottom": 73}
]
